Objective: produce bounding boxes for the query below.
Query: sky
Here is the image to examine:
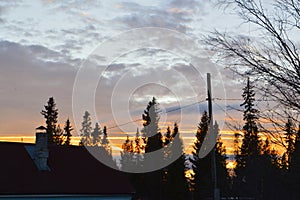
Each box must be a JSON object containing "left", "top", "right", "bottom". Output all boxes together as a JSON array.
[{"left": 0, "top": 0, "right": 278, "bottom": 152}]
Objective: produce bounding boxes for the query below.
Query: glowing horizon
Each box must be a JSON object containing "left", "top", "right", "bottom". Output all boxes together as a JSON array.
[{"left": 0, "top": 128, "right": 286, "bottom": 156}]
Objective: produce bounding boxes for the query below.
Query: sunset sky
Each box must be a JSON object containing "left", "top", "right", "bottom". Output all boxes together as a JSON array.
[{"left": 0, "top": 0, "right": 282, "bottom": 153}]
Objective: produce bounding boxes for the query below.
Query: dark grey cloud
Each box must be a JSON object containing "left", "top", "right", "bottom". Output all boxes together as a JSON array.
[
  {"left": 0, "top": 40, "right": 77, "bottom": 134},
  {"left": 116, "top": 13, "right": 189, "bottom": 33},
  {"left": 111, "top": 0, "right": 203, "bottom": 33},
  {"left": 42, "top": 0, "right": 102, "bottom": 12},
  {"left": 0, "top": 0, "right": 236, "bottom": 136},
  {"left": 169, "top": 0, "right": 205, "bottom": 10}
]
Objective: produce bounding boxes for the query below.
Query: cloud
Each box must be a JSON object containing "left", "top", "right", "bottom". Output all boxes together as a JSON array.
[
  {"left": 115, "top": 13, "right": 189, "bottom": 33},
  {"left": 41, "top": 0, "right": 102, "bottom": 11},
  {"left": 0, "top": 40, "right": 78, "bottom": 134},
  {"left": 0, "top": 6, "right": 5, "bottom": 23},
  {"left": 110, "top": 1, "right": 200, "bottom": 33},
  {"left": 0, "top": 0, "right": 240, "bottom": 137},
  {"left": 0, "top": 1, "right": 25, "bottom": 25},
  {"left": 167, "top": 8, "right": 194, "bottom": 14},
  {"left": 169, "top": 0, "right": 204, "bottom": 10},
  {"left": 0, "top": 0, "right": 23, "bottom": 14}
]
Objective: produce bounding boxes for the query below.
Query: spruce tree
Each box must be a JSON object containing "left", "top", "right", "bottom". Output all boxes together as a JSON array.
[
  {"left": 163, "top": 123, "right": 189, "bottom": 200},
  {"left": 192, "top": 111, "right": 209, "bottom": 156},
  {"left": 53, "top": 124, "right": 63, "bottom": 145},
  {"left": 282, "top": 118, "right": 296, "bottom": 170},
  {"left": 101, "top": 126, "right": 110, "bottom": 151},
  {"left": 41, "top": 97, "right": 58, "bottom": 144},
  {"left": 236, "top": 78, "right": 261, "bottom": 166},
  {"left": 163, "top": 126, "right": 172, "bottom": 169},
  {"left": 190, "top": 111, "right": 212, "bottom": 199},
  {"left": 234, "top": 77, "right": 263, "bottom": 198},
  {"left": 134, "top": 128, "right": 143, "bottom": 168},
  {"left": 259, "top": 137, "right": 284, "bottom": 199},
  {"left": 164, "top": 126, "right": 172, "bottom": 146},
  {"left": 215, "top": 133, "right": 230, "bottom": 197},
  {"left": 63, "top": 118, "right": 73, "bottom": 146},
  {"left": 99, "top": 126, "right": 114, "bottom": 165},
  {"left": 89, "top": 125, "right": 116, "bottom": 170},
  {"left": 79, "top": 111, "right": 92, "bottom": 146},
  {"left": 91, "top": 122, "right": 102, "bottom": 146},
  {"left": 142, "top": 97, "right": 163, "bottom": 154},
  {"left": 287, "top": 124, "right": 300, "bottom": 198},
  {"left": 141, "top": 97, "right": 164, "bottom": 199},
  {"left": 120, "top": 136, "right": 134, "bottom": 171},
  {"left": 128, "top": 128, "right": 145, "bottom": 199},
  {"left": 190, "top": 112, "right": 230, "bottom": 199}
]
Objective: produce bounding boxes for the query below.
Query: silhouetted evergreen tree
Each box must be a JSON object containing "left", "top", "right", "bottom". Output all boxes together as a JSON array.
[
  {"left": 120, "top": 136, "right": 134, "bottom": 171},
  {"left": 101, "top": 126, "right": 110, "bottom": 152},
  {"left": 190, "top": 115, "right": 230, "bottom": 199},
  {"left": 233, "top": 77, "right": 263, "bottom": 198},
  {"left": 91, "top": 125, "right": 115, "bottom": 169},
  {"left": 141, "top": 97, "right": 164, "bottom": 199},
  {"left": 286, "top": 125, "right": 300, "bottom": 198},
  {"left": 41, "top": 97, "right": 58, "bottom": 144},
  {"left": 163, "top": 126, "right": 172, "bottom": 175},
  {"left": 281, "top": 118, "right": 296, "bottom": 170},
  {"left": 164, "top": 126, "right": 172, "bottom": 146},
  {"left": 53, "top": 124, "right": 63, "bottom": 145},
  {"left": 142, "top": 97, "right": 163, "bottom": 153},
  {"left": 163, "top": 123, "right": 189, "bottom": 200},
  {"left": 190, "top": 111, "right": 211, "bottom": 199},
  {"left": 91, "top": 122, "right": 102, "bottom": 146},
  {"left": 262, "top": 138, "right": 279, "bottom": 167},
  {"left": 193, "top": 111, "right": 209, "bottom": 155},
  {"left": 239, "top": 78, "right": 261, "bottom": 165},
  {"left": 215, "top": 132, "right": 230, "bottom": 197},
  {"left": 258, "top": 137, "right": 285, "bottom": 199},
  {"left": 122, "top": 128, "right": 145, "bottom": 200},
  {"left": 63, "top": 118, "right": 73, "bottom": 146},
  {"left": 133, "top": 128, "right": 144, "bottom": 171},
  {"left": 79, "top": 111, "right": 92, "bottom": 146}
]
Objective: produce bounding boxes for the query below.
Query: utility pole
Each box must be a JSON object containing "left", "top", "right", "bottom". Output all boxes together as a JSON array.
[{"left": 207, "top": 73, "right": 220, "bottom": 200}]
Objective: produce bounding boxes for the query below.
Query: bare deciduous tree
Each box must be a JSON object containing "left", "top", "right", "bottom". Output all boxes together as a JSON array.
[
  {"left": 206, "top": 0, "right": 300, "bottom": 147},
  {"left": 207, "top": 0, "right": 300, "bottom": 115}
]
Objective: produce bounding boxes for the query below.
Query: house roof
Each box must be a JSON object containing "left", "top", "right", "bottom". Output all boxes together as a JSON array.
[
  {"left": 0, "top": 142, "right": 134, "bottom": 196},
  {"left": 36, "top": 126, "right": 46, "bottom": 130}
]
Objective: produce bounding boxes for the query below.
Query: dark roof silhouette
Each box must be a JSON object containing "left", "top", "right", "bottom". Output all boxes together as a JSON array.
[
  {"left": 36, "top": 126, "right": 46, "bottom": 130},
  {"left": 0, "top": 142, "right": 134, "bottom": 196}
]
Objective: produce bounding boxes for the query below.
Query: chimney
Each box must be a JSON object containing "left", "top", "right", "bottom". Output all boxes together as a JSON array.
[{"left": 34, "top": 126, "right": 50, "bottom": 171}]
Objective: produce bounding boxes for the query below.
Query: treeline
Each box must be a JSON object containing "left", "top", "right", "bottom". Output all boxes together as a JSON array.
[
  {"left": 121, "top": 78, "right": 300, "bottom": 199},
  {"left": 40, "top": 98, "right": 114, "bottom": 163},
  {"left": 40, "top": 97, "right": 73, "bottom": 145},
  {"left": 39, "top": 77, "right": 300, "bottom": 199},
  {"left": 39, "top": 96, "right": 229, "bottom": 199},
  {"left": 206, "top": 0, "right": 300, "bottom": 198},
  {"left": 40, "top": 98, "right": 110, "bottom": 149},
  {"left": 118, "top": 97, "right": 229, "bottom": 199},
  {"left": 231, "top": 78, "right": 300, "bottom": 199}
]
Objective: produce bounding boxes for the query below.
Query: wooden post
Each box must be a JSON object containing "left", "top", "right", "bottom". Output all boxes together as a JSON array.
[{"left": 207, "top": 73, "right": 220, "bottom": 200}]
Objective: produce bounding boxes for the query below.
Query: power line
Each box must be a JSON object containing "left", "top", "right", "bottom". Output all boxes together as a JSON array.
[
  {"left": 213, "top": 98, "right": 277, "bottom": 102},
  {"left": 163, "top": 99, "right": 207, "bottom": 113},
  {"left": 213, "top": 98, "right": 242, "bottom": 101},
  {"left": 213, "top": 100, "right": 240, "bottom": 126},
  {"left": 107, "top": 99, "right": 207, "bottom": 130},
  {"left": 107, "top": 119, "right": 142, "bottom": 130},
  {"left": 107, "top": 97, "right": 277, "bottom": 130}
]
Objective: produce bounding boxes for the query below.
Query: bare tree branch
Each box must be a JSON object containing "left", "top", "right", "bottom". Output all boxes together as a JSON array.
[{"left": 206, "top": 0, "right": 300, "bottom": 147}]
